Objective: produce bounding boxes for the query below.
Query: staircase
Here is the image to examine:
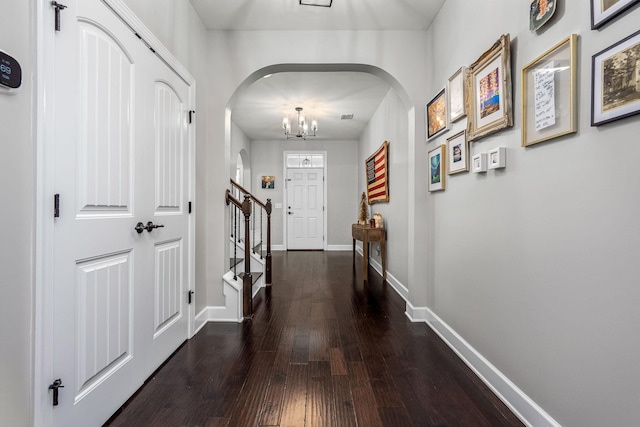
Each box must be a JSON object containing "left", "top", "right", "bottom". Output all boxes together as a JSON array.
[{"left": 224, "top": 179, "right": 272, "bottom": 320}]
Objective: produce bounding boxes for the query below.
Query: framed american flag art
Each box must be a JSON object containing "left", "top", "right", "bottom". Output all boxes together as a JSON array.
[{"left": 366, "top": 141, "right": 389, "bottom": 204}]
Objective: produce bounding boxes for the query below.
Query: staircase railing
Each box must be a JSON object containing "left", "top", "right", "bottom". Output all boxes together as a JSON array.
[
  {"left": 225, "top": 191, "right": 253, "bottom": 318},
  {"left": 229, "top": 179, "right": 272, "bottom": 287}
]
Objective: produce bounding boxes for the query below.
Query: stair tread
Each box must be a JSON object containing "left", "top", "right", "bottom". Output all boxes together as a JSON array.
[{"left": 230, "top": 257, "right": 243, "bottom": 269}]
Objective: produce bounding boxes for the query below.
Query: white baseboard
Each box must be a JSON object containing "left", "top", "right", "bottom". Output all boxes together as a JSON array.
[
  {"left": 327, "top": 244, "right": 352, "bottom": 251},
  {"left": 406, "top": 303, "right": 560, "bottom": 427}
]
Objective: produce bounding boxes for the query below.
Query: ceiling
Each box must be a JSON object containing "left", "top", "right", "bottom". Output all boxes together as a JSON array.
[{"left": 189, "top": 0, "right": 446, "bottom": 141}]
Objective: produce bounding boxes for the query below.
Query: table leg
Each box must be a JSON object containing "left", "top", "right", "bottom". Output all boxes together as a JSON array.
[
  {"left": 380, "top": 239, "right": 387, "bottom": 282},
  {"left": 363, "top": 240, "right": 369, "bottom": 281}
]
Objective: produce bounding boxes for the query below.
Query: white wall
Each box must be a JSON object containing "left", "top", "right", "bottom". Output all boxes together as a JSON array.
[
  {"left": 230, "top": 120, "right": 251, "bottom": 185},
  {"left": 424, "top": 1, "right": 640, "bottom": 426},
  {"left": 250, "top": 140, "right": 358, "bottom": 247},
  {"left": 359, "top": 88, "right": 410, "bottom": 288},
  {"left": 0, "top": 1, "right": 34, "bottom": 425}
]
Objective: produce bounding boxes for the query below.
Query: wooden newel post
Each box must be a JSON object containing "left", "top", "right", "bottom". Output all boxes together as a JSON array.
[
  {"left": 265, "top": 198, "right": 272, "bottom": 287},
  {"left": 241, "top": 195, "right": 253, "bottom": 318}
]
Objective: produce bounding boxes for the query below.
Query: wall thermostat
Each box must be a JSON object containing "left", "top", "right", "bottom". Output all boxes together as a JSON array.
[{"left": 0, "top": 50, "right": 22, "bottom": 91}]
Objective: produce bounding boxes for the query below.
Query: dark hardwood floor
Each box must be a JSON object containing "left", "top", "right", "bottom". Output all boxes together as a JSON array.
[{"left": 106, "top": 251, "right": 524, "bottom": 426}]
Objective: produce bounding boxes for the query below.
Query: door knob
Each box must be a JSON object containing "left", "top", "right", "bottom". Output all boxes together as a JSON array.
[
  {"left": 48, "top": 379, "right": 64, "bottom": 406},
  {"left": 134, "top": 221, "right": 165, "bottom": 233},
  {"left": 144, "top": 221, "right": 164, "bottom": 232}
]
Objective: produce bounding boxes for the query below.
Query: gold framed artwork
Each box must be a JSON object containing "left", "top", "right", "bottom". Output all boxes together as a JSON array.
[
  {"left": 522, "top": 34, "right": 578, "bottom": 147},
  {"left": 428, "top": 145, "right": 446, "bottom": 192},
  {"left": 591, "top": 29, "right": 640, "bottom": 126},
  {"left": 467, "top": 34, "right": 513, "bottom": 142},
  {"left": 591, "top": 0, "right": 640, "bottom": 29},
  {"left": 426, "top": 89, "right": 448, "bottom": 140},
  {"left": 366, "top": 141, "right": 389, "bottom": 204},
  {"left": 447, "top": 67, "right": 468, "bottom": 123},
  {"left": 446, "top": 131, "right": 468, "bottom": 175}
]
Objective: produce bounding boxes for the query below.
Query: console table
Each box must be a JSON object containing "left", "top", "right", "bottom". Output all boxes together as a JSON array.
[{"left": 352, "top": 224, "right": 386, "bottom": 282}]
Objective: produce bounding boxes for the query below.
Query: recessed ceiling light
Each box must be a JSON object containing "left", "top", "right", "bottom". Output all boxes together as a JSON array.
[
  {"left": 299, "top": 0, "right": 332, "bottom": 7},
  {"left": 262, "top": 74, "right": 272, "bottom": 79}
]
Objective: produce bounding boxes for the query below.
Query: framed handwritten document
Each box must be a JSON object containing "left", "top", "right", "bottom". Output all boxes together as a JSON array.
[
  {"left": 522, "top": 34, "right": 577, "bottom": 147},
  {"left": 366, "top": 141, "right": 389, "bottom": 204}
]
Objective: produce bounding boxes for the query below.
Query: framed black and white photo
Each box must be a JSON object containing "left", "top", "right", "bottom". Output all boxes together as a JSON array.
[
  {"left": 446, "top": 131, "right": 468, "bottom": 175},
  {"left": 591, "top": 0, "right": 640, "bottom": 29},
  {"left": 591, "top": 29, "right": 640, "bottom": 126}
]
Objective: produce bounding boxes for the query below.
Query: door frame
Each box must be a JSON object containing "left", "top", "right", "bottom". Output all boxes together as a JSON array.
[
  {"left": 282, "top": 150, "right": 328, "bottom": 250},
  {"left": 34, "top": 1, "right": 196, "bottom": 425}
]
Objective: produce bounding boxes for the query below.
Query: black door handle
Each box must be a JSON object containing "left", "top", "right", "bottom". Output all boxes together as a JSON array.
[
  {"left": 145, "top": 221, "right": 164, "bottom": 232},
  {"left": 48, "top": 379, "right": 64, "bottom": 406}
]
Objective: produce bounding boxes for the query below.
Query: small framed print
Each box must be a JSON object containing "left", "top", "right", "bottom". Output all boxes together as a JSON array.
[
  {"left": 447, "top": 130, "right": 468, "bottom": 175},
  {"left": 592, "top": 29, "right": 640, "bottom": 126},
  {"left": 591, "top": 0, "right": 640, "bottom": 29},
  {"left": 488, "top": 147, "right": 506, "bottom": 169},
  {"left": 522, "top": 34, "right": 578, "bottom": 147},
  {"left": 471, "top": 153, "right": 488, "bottom": 173},
  {"left": 428, "top": 145, "right": 446, "bottom": 191},
  {"left": 261, "top": 175, "right": 275, "bottom": 189},
  {"left": 426, "top": 89, "right": 449, "bottom": 140},
  {"left": 467, "top": 34, "right": 513, "bottom": 142},
  {"left": 447, "top": 67, "right": 468, "bottom": 123},
  {"left": 530, "top": 0, "right": 557, "bottom": 32}
]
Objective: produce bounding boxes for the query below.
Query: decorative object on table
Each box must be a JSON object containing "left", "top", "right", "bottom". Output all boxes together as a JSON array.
[
  {"left": 358, "top": 192, "right": 369, "bottom": 225},
  {"left": 530, "top": 0, "right": 557, "bottom": 32},
  {"left": 447, "top": 67, "right": 468, "bottom": 123},
  {"left": 472, "top": 153, "right": 488, "bottom": 173},
  {"left": 446, "top": 130, "right": 469, "bottom": 175},
  {"left": 591, "top": 0, "right": 640, "bottom": 29},
  {"left": 426, "top": 89, "right": 449, "bottom": 140},
  {"left": 373, "top": 213, "right": 384, "bottom": 228},
  {"left": 261, "top": 175, "right": 275, "bottom": 189},
  {"left": 428, "top": 145, "right": 446, "bottom": 192},
  {"left": 467, "top": 34, "right": 513, "bottom": 142},
  {"left": 522, "top": 34, "right": 578, "bottom": 147},
  {"left": 488, "top": 147, "right": 506, "bottom": 169},
  {"left": 365, "top": 141, "right": 389, "bottom": 204},
  {"left": 591, "top": 29, "right": 640, "bottom": 126}
]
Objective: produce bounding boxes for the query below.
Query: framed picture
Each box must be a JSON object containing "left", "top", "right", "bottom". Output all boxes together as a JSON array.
[
  {"left": 428, "top": 145, "right": 446, "bottom": 192},
  {"left": 591, "top": 0, "right": 640, "bottom": 29},
  {"left": 446, "top": 131, "right": 468, "bottom": 174},
  {"left": 530, "top": 0, "right": 557, "bottom": 32},
  {"left": 426, "top": 89, "right": 448, "bottom": 140},
  {"left": 488, "top": 147, "right": 506, "bottom": 169},
  {"left": 591, "top": 29, "right": 640, "bottom": 126},
  {"left": 471, "top": 153, "right": 488, "bottom": 173},
  {"left": 467, "top": 34, "right": 513, "bottom": 142},
  {"left": 366, "top": 141, "right": 389, "bottom": 204},
  {"left": 261, "top": 176, "right": 275, "bottom": 189},
  {"left": 447, "top": 67, "right": 468, "bottom": 123},
  {"left": 522, "top": 34, "right": 578, "bottom": 147}
]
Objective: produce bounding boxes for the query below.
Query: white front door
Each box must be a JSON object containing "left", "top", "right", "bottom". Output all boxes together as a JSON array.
[
  {"left": 286, "top": 168, "right": 324, "bottom": 250},
  {"left": 50, "top": 1, "right": 190, "bottom": 425}
]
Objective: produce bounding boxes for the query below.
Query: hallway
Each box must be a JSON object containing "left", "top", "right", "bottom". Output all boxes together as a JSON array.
[{"left": 106, "top": 251, "right": 523, "bottom": 426}]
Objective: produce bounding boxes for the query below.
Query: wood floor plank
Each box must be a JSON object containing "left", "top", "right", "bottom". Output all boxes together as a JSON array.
[{"left": 105, "top": 251, "right": 524, "bottom": 427}]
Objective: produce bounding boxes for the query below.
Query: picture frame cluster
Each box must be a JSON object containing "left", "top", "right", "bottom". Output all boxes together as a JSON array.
[{"left": 425, "top": 0, "right": 640, "bottom": 192}]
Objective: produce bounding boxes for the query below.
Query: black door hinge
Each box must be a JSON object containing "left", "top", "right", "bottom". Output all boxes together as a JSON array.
[
  {"left": 188, "top": 110, "right": 195, "bottom": 124},
  {"left": 188, "top": 290, "right": 194, "bottom": 304},
  {"left": 188, "top": 201, "right": 192, "bottom": 214},
  {"left": 51, "top": 2, "right": 67, "bottom": 32},
  {"left": 54, "top": 194, "right": 60, "bottom": 218}
]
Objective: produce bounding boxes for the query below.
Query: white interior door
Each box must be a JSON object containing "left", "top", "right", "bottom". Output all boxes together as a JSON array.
[
  {"left": 286, "top": 168, "right": 324, "bottom": 250},
  {"left": 50, "top": 1, "right": 190, "bottom": 425}
]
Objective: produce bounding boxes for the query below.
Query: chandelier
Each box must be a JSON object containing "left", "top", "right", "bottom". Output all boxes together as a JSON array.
[{"left": 282, "top": 107, "right": 317, "bottom": 140}]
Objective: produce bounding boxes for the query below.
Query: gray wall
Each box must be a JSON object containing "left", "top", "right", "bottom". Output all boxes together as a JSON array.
[
  {"left": 230, "top": 121, "right": 251, "bottom": 187},
  {"left": 0, "top": 1, "right": 34, "bottom": 425},
  {"left": 250, "top": 140, "right": 359, "bottom": 247},
  {"left": 424, "top": 1, "right": 640, "bottom": 425},
  {"left": 358, "top": 88, "right": 410, "bottom": 288}
]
